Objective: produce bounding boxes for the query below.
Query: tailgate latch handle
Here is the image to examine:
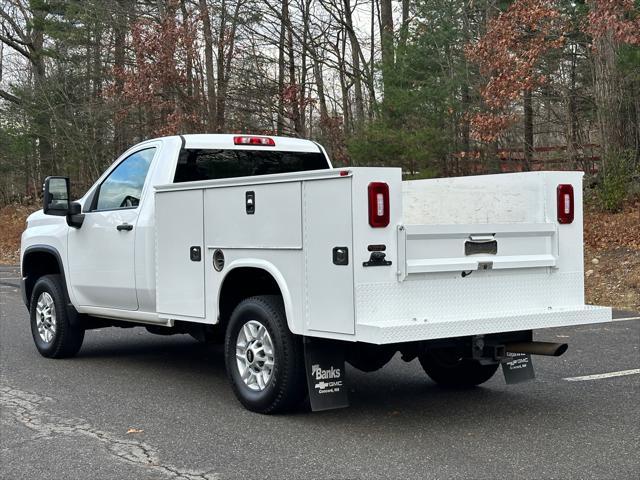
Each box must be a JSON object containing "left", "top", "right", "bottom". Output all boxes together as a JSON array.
[{"left": 466, "top": 234, "right": 498, "bottom": 256}]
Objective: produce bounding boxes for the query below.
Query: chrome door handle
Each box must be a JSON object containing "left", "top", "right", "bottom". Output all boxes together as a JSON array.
[{"left": 116, "top": 223, "right": 133, "bottom": 231}]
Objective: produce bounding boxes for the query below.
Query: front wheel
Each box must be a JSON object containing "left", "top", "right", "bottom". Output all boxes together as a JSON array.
[
  {"left": 418, "top": 347, "right": 499, "bottom": 387},
  {"left": 30, "top": 275, "right": 84, "bottom": 358},
  {"left": 224, "top": 295, "right": 306, "bottom": 414}
]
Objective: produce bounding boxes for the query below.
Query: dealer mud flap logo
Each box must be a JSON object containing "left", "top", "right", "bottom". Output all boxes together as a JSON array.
[
  {"left": 304, "top": 338, "right": 349, "bottom": 411},
  {"left": 311, "top": 364, "right": 343, "bottom": 394},
  {"left": 502, "top": 352, "right": 535, "bottom": 384}
]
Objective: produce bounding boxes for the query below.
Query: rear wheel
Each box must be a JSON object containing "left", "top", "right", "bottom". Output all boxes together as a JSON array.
[
  {"left": 418, "top": 347, "right": 499, "bottom": 387},
  {"left": 224, "top": 295, "right": 306, "bottom": 414},
  {"left": 30, "top": 275, "right": 84, "bottom": 358}
]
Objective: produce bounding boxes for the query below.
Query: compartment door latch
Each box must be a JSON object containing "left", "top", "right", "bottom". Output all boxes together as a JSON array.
[
  {"left": 190, "top": 246, "right": 202, "bottom": 262},
  {"left": 363, "top": 251, "right": 392, "bottom": 267},
  {"left": 246, "top": 191, "right": 255, "bottom": 214}
]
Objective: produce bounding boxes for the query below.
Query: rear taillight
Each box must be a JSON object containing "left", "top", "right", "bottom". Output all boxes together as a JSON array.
[
  {"left": 557, "top": 184, "right": 574, "bottom": 224},
  {"left": 233, "top": 136, "right": 275, "bottom": 146},
  {"left": 368, "top": 182, "right": 390, "bottom": 228}
]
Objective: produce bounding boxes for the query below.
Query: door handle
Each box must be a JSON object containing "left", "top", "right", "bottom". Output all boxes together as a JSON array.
[{"left": 117, "top": 223, "right": 133, "bottom": 231}]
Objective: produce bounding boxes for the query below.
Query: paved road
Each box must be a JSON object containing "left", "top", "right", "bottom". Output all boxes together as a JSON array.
[{"left": 1, "top": 265, "right": 639, "bottom": 479}]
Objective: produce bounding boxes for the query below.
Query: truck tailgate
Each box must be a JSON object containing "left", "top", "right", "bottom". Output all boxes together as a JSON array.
[{"left": 353, "top": 170, "right": 612, "bottom": 343}]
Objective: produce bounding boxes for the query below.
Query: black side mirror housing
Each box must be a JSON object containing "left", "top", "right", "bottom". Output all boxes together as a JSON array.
[
  {"left": 43, "top": 176, "right": 70, "bottom": 216},
  {"left": 67, "top": 201, "right": 85, "bottom": 229}
]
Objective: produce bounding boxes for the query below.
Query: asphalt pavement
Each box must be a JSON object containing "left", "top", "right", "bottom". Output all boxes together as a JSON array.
[{"left": 1, "top": 265, "right": 639, "bottom": 479}]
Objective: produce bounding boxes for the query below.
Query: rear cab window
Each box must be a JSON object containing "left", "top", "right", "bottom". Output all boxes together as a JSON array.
[{"left": 173, "top": 149, "right": 330, "bottom": 183}]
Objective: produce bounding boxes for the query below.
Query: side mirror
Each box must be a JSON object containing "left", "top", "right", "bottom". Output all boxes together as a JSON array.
[
  {"left": 43, "top": 176, "right": 70, "bottom": 216},
  {"left": 67, "top": 201, "right": 85, "bottom": 229}
]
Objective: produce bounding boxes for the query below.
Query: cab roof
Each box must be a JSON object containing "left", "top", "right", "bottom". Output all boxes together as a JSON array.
[{"left": 177, "top": 134, "right": 322, "bottom": 153}]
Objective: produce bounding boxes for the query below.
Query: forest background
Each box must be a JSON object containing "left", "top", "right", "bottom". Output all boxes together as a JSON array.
[{"left": 0, "top": 0, "right": 638, "bottom": 309}]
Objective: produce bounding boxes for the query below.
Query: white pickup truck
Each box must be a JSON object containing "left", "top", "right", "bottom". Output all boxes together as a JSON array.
[{"left": 21, "top": 134, "right": 611, "bottom": 413}]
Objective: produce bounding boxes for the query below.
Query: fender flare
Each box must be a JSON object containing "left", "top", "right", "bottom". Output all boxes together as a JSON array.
[
  {"left": 218, "top": 259, "right": 297, "bottom": 334},
  {"left": 22, "top": 245, "right": 65, "bottom": 304},
  {"left": 22, "top": 245, "right": 80, "bottom": 326}
]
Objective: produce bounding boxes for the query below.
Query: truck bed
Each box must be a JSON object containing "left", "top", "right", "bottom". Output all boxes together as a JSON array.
[{"left": 154, "top": 168, "right": 611, "bottom": 344}]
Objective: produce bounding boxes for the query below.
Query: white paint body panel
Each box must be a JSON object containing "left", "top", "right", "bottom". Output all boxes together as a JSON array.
[
  {"left": 21, "top": 135, "right": 612, "bottom": 345},
  {"left": 67, "top": 207, "right": 139, "bottom": 310},
  {"left": 155, "top": 189, "right": 205, "bottom": 318},
  {"left": 303, "top": 178, "right": 354, "bottom": 335},
  {"left": 205, "top": 182, "right": 302, "bottom": 249}
]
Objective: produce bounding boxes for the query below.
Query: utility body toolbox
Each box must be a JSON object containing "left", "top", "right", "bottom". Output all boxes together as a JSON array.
[{"left": 155, "top": 168, "right": 610, "bottom": 344}]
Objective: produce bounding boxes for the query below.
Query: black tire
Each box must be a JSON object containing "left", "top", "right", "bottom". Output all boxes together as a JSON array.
[
  {"left": 224, "top": 295, "right": 306, "bottom": 414},
  {"left": 418, "top": 347, "right": 499, "bottom": 387},
  {"left": 346, "top": 343, "right": 396, "bottom": 372},
  {"left": 29, "top": 275, "right": 84, "bottom": 358}
]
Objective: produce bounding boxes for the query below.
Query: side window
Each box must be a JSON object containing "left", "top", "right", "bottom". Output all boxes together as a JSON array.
[{"left": 94, "top": 148, "right": 156, "bottom": 211}]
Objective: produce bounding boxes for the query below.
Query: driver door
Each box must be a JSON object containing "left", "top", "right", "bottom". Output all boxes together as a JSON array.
[{"left": 68, "top": 147, "right": 156, "bottom": 310}]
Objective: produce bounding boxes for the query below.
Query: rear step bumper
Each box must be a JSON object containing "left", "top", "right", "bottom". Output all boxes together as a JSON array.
[{"left": 356, "top": 305, "right": 612, "bottom": 345}]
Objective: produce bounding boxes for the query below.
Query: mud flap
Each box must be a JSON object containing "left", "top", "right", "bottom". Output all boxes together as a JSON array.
[
  {"left": 303, "top": 337, "right": 349, "bottom": 411},
  {"left": 502, "top": 352, "right": 535, "bottom": 384}
]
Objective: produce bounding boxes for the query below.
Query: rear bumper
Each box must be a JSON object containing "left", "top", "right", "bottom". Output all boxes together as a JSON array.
[{"left": 356, "top": 305, "right": 612, "bottom": 345}]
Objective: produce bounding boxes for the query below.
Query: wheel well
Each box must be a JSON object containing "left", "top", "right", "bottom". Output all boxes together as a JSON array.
[
  {"left": 22, "top": 249, "right": 63, "bottom": 308},
  {"left": 218, "top": 267, "right": 282, "bottom": 328}
]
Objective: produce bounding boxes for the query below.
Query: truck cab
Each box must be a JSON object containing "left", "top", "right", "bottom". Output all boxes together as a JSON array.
[{"left": 22, "top": 135, "right": 330, "bottom": 317}]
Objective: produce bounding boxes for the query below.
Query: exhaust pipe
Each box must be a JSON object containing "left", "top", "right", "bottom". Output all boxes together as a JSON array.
[{"left": 505, "top": 341, "right": 568, "bottom": 357}]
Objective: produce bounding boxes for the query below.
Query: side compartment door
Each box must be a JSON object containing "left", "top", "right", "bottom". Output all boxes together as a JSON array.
[
  {"left": 303, "top": 177, "right": 355, "bottom": 334},
  {"left": 68, "top": 148, "right": 156, "bottom": 310},
  {"left": 155, "top": 189, "right": 205, "bottom": 319}
]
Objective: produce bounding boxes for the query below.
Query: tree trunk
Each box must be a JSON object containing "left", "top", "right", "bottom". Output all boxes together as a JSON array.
[
  {"left": 398, "top": 0, "right": 409, "bottom": 57},
  {"left": 336, "top": 29, "right": 350, "bottom": 134},
  {"left": 199, "top": 0, "right": 217, "bottom": 131},
  {"left": 277, "top": 0, "right": 287, "bottom": 134},
  {"left": 313, "top": 60, "right": 329, "bottom": 124},
  {"left": 215, "top": 0, "right": 228, "bottom": 131},
  {"left": 379, "top": 0, "right": 394, "bottom": 104},
  {"left": 523, "top": 88, "right": 533, "bottom": 171},
  {"left": 180, "top": 0, "right": 193, "bottom": 100},
  {"left": 113, "top": 0, "right": 128, "bottom": 155},
  {"left": 30, "top": 4, "right": 53, "bottom": 178},
  {"left": 286, "top": 5, "right": 303, "bottom": 135},
  {"left": 368, "top": 0, "right": 376, "bottom": 119},
  {"left": 593, "top": 31, "right": 624, "bottom": 171},
  {"left": 217, "top": 0, "right": 243, "bottom": 132},
  {"left": 567, "top": 44, "right": 579, "bottom": 168},
  {"left": 342, "top": 0, "right": 364, "bottom": 130},
  {"left": 300, "top": 0, "right": 310, "bottom": 136}
]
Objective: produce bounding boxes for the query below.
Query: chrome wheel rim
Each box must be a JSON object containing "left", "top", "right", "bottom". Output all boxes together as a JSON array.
[
  {"left": 235, "top": 320, "right": 275, "bottom": 391},
  {"left": 35, "top": 292, "right": 56, "bottom": 343}
]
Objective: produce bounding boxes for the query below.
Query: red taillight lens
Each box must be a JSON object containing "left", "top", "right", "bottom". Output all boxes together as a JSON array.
[
  {"left": 368, "top": 182, "right": 390, "bottom": 228},
  {"left": 557, "top": 184, "right": 574, "bottom": 224},
  {"left": 233, "top": 136, "right": 275, "bottom": 146}
]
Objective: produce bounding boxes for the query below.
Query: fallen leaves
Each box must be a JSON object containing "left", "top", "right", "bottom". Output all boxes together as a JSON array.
[
  {"left": 0, "top": 203, "right": 38, "bottom": 264},
  {"left": 584, "top": 200, "right": 640, "bottom": 311},
  {"left": 584, "top": 199, "right": 640, "bottom": 251}
]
